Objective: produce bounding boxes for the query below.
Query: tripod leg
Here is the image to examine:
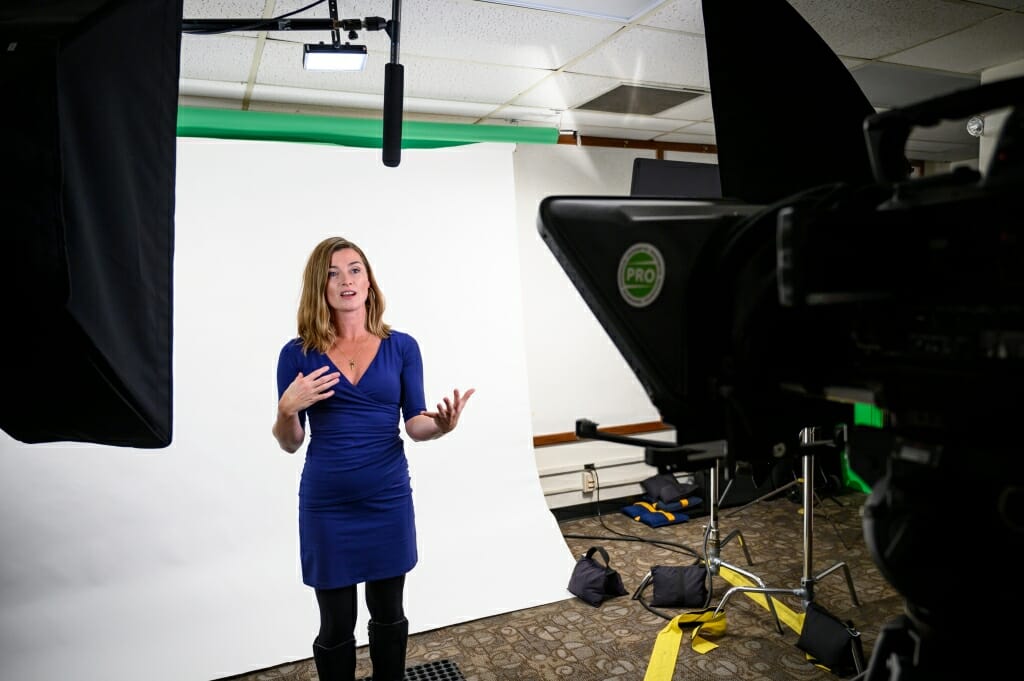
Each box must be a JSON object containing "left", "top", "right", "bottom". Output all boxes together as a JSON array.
[
  {"left": 813, "top": 561, "right": 860, "bottom": 607},
  {"left": 719, "top": 529, "right": 754, "bottom": 565},
  {"left": 714, "top": 562, "right": 788, "bottom": 634}
]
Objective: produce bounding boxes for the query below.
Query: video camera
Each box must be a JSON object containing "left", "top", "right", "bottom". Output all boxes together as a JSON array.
[{"left": 538, "top": 1, "right": 1023, "bottom": 676}]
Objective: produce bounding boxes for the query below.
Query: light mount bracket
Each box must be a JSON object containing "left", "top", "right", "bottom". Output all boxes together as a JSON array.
[{"left": 181, "top": 0, "right": 405, "bottom": 167}]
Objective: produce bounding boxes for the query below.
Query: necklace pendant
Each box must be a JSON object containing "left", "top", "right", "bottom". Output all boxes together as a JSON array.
[{"left": 348, "top": 359, "right": 356, "bottom": 371}]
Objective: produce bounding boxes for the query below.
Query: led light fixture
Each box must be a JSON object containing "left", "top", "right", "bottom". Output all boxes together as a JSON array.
[{"left": 303, "top": 43, "right": 368, "bottom": 71}]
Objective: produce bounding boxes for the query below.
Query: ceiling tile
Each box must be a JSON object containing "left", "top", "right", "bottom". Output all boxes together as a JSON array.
[
  {"left": 180, "top": 33, "right": 258, "bottom": 82},
  {"left": 400, "top": 97, "right": 505, "bottom": 119},
  {"left": 851, "top": 62, "right": 979, "bottom": 108},
  {"left": 254, "top": 40, "right": 553, "bottom": 105},
  {"left": 266, "top": 0, "right": 624, "bottom": 69},
  {"left": 181, "top": 0, "right": 276, "bottom": 38},
  {"left": 179, "top": 78, "right": 247, "bottom": 100},
  {"left": 789, "top": 0, "right": 999, "bottom": 60},
  {"left": 476, "top": 0, "right": 664, "bottom": 21},
  {"left": 245, "top": 87, "right": 493, "bottom": 123},
  {"left": 639, "top": 0, "right": 705, "bottom": 33},
  {"left": 884, "top": 14, "right": 1024, "bottom": 73},
  {"left": 249, "top": 83, "right": 385, "bottom": 112},
  {"left": 560, "top": 109, "right": 684, "bottom": 132},
  {"left": 400, "top": 111, "right": 483, "bottom": 124},
  {"left": 273, "top": 0, "right": 389, "bottom": 15},
  {"left": 396, "top": 54, "right": 554, "bottom": 103},
  {"left": 654, "top": 130, "right": 717, "bottom": 146},
  {"left": 182, "top": 0, "right": 267, "bottom": 20},
  {"left": 487, "top": 104, "right": 564, "bottom": 125},
  {"left": 396, "top": 0, "right": 624, "bottom": 69},
  {"left": 654, "top": 93, "right": 714, "bottom": 121},
  {"left": 674, "top": 121, "right": 715, "bottom": 135},
  {"left": 178, "top": 95, "right": 247, "bottom": 111},
  {"left": 576, "top": 125, "right": 665, "bottom": 140},
  {"left": 479, "top": 116, "right": 563, "bottom": 128},
  {"left": 567, "top": 25, "right": 709, "bottom": 88}
]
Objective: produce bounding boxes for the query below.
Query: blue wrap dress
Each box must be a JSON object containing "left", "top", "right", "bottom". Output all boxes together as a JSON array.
[{"left": 276, "top": 330, "right": 426, "bottom": 589}]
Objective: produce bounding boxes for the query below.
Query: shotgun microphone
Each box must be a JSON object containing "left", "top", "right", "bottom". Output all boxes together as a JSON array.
[{"left": 382, "top": 62, "right": 404, "bottom": 167}]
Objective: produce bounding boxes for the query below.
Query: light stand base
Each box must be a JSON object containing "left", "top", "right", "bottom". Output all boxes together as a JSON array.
[{"left": 712, "top": 427, "right": 859, "bottom": 628}]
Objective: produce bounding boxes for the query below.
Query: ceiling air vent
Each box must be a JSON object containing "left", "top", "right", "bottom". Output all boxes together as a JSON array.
[{"left": 576, "top": 85, "right": 702, "bottom": 115}]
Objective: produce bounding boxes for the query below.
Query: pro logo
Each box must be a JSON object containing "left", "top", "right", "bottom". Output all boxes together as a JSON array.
[{"left": 618, "top": 243, "right": 664, "bottom": 308}]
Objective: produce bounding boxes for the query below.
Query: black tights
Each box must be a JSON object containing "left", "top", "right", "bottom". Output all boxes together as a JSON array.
[{"left": 315, "top": 574, "right": 405, "bottom": 647}]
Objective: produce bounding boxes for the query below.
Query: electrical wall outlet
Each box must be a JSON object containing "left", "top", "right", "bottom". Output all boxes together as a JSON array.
[{"left": 581, "top": 469, "right": 597, "bottom": 493}]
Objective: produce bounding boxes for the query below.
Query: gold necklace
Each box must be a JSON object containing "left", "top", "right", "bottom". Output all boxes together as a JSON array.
[{"left": 336, "top": 335, "right": 369, "bottom": 371}]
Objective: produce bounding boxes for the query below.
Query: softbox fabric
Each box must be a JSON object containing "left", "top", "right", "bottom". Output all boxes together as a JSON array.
[
  {"left": 0, "top": 0, "right": 182, "bottom": 447},
  {"left": 702, "top": 0, "right": 878, "bottom": 204}
]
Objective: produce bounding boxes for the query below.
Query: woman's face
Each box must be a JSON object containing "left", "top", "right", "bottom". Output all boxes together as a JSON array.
[{"left": 325, "top": 247, "right": 369, "bottom": 313}]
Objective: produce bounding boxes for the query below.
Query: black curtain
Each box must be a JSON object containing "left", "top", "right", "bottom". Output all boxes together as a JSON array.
[{"left": 1, "top": 0, "right": 183, "bottom": 447}]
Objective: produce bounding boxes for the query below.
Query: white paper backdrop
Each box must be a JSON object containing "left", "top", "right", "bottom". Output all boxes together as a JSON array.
[{"left": 0, "top": 139, "right": 577, "bottom": 681}]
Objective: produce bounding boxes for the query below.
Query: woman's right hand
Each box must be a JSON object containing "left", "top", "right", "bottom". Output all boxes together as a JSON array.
[
  {"left": 280, "top": 365, "right": 341, "bottom": 416},
  {"left": 273, "top": 366, "right": 340, "bottom": 453}
]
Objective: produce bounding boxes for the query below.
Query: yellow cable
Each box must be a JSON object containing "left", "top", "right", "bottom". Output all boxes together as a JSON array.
[
  {"left": 644, "top": 610, "right": 728, "bottom": 681},
  {"left": 645, "top": 556, "right": 815, "bottom": 680}
]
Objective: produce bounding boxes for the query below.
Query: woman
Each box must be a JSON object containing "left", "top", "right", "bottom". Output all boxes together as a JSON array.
[{"left": 272, "top": 236, "right": 474, "bottom": 681}]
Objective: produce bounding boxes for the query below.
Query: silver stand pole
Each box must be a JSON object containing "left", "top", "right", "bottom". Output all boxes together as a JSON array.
[
  {"left": 703, "top": 456, "right": 786, "bottom": 634},
  {"left": 713, "top": 426, "right": 859, "bottom": 619}
]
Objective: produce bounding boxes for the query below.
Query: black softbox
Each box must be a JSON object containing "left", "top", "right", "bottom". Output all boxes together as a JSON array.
[
  {"left": 703, "top": 0, "right": 877, "bottom": 204},
  {"left": 0, "top": 0, "right": 182, "bottom": 447}
]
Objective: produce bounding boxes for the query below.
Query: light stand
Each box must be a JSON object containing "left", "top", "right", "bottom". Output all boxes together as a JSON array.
[
  {"left": 695, "top": 455, "right": 785, "bottom": 634},
  {"left": 574, "top": 419, "right": 784, "bottom": 634},
  {"left": 711, "top": 425, "right": 860, "bottom": 618}
]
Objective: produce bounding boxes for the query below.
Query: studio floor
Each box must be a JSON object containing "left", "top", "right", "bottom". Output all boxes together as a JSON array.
[{"left": 230, "top": 489, "right": 905, "bottom": 680}]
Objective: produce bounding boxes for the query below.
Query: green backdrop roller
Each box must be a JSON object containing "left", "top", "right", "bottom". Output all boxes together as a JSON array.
[{"left": 176, "top": 106, "right": 559, "bottom": 149}]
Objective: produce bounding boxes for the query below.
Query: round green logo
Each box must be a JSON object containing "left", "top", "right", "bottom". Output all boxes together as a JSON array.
[{"left": 618, "top": 243, "right": 664, "bottom": 308}]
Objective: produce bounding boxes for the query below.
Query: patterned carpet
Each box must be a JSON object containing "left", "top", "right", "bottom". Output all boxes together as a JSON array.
[{"left": 231, "top": 489, "right": 905, "bottom": 681}]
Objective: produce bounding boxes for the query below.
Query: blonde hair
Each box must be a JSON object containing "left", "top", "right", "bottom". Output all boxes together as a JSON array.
[{"left": 296, "top": 237, "right": 391, "bottom": 354}]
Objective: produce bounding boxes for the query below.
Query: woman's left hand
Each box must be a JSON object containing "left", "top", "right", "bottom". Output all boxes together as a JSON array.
[{"left": 421, "top": 388, "right": 475, "bottom": 435}]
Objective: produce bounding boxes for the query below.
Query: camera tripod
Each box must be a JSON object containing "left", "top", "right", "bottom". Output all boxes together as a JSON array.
[{"left": 712, "top": 425, "right": 860, "bottom": 621}]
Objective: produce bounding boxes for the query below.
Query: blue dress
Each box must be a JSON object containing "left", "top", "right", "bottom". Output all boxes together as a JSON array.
[{"left": 276, "top": 331, "right": 427, "bottom": 589}]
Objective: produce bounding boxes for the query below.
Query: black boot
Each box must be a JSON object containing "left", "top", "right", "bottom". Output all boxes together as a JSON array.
[
  {"left": 312, "top": 636, "right": 356, "bottom": 681},
  {"left": 367, "top": 618, "right": 408, "bottom": 681}
]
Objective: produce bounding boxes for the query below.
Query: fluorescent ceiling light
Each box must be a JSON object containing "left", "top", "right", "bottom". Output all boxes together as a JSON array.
[
  {"left": 478, "top": 0, "right": 663, "bottom": 21},
  {"left": 302, "top": 43, "right": 368, "bottom": 71}
]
